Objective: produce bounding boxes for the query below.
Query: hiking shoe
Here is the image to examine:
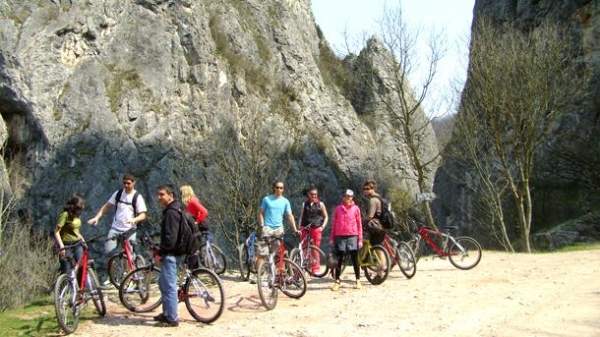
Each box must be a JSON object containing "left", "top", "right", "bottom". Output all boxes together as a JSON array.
[
  {"left": 330, "top": 281, "right": 340, "bottom": 291},
  {"left": 355, "top": 280, "right": 362, "bottom": 289}
]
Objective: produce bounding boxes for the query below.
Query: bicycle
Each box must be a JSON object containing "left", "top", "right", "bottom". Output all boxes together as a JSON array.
[
  {"left": 338, "top": 239, "right": 391, "bottom": 285},
  {"left": 54, "top": 238, "right": 106, "bottom": 334},
  {"left": 198, "top": 231, "right": 227, "bottom": 275},
  {"left": 256, "top": 236, "right": 307, "bottom": 310},
  {"left": 382, "top": 232, "right": 416, "bottom": 279},
  {"left": 238, "top": 231, "right": 257, "bottom": 281},
  {"left": 289, "top": 226, "right": 329, "bottom": 278},
  {"left": 407, "top": 222, "right": 482, "bottom": 270},
  {"left": 106, "top": 228, "right": 146, "bottom": 288},
  {"left": 118, "top": 235, "right": 225, "bottom": 323}
]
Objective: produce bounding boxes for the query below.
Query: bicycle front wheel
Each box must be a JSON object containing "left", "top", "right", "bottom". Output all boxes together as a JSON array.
[
  {"left": 107, "top": 254, "right": 127, "bottom": 288},
  {"left": 396, "top": 242, "right": 417, "bottom": 279},
  {"left": 184, "top": 268, "right": 225, "bottom": 323},
  {"left": 54, "top": 274, "right": 80, "bottom": 334},
  {"left": 448, "top": 236, "right": 482, "bottom": 270},
  {"left": 256, "top": 261, "right": 278, "bottom": 310},
  {"left": 363, "top": 245, "right": 390, "bottom": 285},
  {"left": 119, "top": 266, "right": 162, "bottom": 312},
  {"left": 238, "top": 244, "right": 251, "bottom": 281},
  {"left": 279, "top": 259, "right": 307, "bottom": 299},
  {"left": 87, "top": 269, "right": 106, "bottom": 316}
]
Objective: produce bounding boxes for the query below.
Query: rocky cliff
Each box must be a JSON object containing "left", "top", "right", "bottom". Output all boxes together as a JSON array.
[
  {"left": 434, "top": 0, "right": 600, "bottom": 248},
  {"left": 0, "top": 0, "right": 437, "bottom": 232}
]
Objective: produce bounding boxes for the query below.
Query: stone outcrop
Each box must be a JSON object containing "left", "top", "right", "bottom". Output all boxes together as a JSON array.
[
  {"left": 434, "top": 0, "right": 600, "bottom": 247},
  {"left": 0, "top": 0, "right": 437, "bottom": 230}
]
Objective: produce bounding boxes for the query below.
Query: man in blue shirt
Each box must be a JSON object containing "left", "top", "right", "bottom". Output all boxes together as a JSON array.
[{"left": 256, "top": 181, "right": 299, "bottom": 263}]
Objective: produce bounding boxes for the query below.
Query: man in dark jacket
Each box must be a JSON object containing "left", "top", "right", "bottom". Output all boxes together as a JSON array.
[{"left": 154, "top": 185, "right": 181, "bottom": 327}]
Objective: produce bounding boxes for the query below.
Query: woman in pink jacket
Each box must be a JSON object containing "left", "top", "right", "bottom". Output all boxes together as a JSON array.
[{"left": 329, "top": 189, "right": 363, "bottom": 291}]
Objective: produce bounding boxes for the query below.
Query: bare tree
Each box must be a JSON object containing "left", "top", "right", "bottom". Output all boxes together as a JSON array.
[
  {"left": 374, "top": 2, "right": 444, "bottom": 228},
  {"left": 457, "top": 19, "right": 585, "bottom": 252}
]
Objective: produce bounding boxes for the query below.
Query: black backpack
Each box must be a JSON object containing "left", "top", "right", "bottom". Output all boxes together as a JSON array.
[
  {"left": 375, "top": 196, "right": 396, "bottom": 229},
  {"left": 175, "top": 208, "right": 201, "bottom": 256}
]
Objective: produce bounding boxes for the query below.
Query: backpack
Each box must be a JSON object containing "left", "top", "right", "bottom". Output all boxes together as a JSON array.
[
  {"left": 115, "top": 189, "right": 141, "bottom": 216},
  {"left": 375, "top": 196, "right": 396, "bottom": 229},
  {"left": 175, "top": 208, "right": 201, "bottom": 256}
]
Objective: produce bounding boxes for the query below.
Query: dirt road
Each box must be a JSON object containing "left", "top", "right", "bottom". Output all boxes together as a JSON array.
[{"left": 75, "top": 250, "right": 600, "bottom": 337}]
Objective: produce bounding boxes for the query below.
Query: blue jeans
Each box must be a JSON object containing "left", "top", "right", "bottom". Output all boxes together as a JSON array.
[
  {"left": 59, "top": 243, "right": 83, "bottom": 275},
  {"left": 159, "top": 255, "right": 178, "bottom": 322}
]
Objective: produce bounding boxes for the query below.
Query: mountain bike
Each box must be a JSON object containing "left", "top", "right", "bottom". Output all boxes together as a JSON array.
[
  {"left": 256, "top": 236, "right": 307, "bottom": 310},
  {"left": 407, "top": 222, "right": 482, "bottom": 270},
  {"left": 238, "top": 231, "right": 257, "bottom": 281},
  {"left": 337, "top": 239, "right": 391, "bottom": 285},
  {"left": 106, "top": 228, "right": 146, "bottom": 288},
  {"left": 198, "top": 231, "right": 227, "bottom": 275},
  {"left": 289, "top": 226, "right": 328, "bottom": 277},
  {"left": 118, "top": 235, "right": 225, "bottom": 323},
  {"left": 54, "top": 238, "right": 106, "bottom": 334},
  {"left": 382, "top": 232, "right": 416, "bottom": 279}
]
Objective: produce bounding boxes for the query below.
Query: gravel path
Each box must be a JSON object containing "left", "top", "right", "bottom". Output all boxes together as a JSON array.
[{"left": 73, "top": 250, "right": 600, "bottom": 337}]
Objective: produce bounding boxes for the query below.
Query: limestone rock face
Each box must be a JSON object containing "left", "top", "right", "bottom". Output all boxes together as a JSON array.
[
  {"left": 0, "top": 0, "right": 437, "bottom": 229},
  {"left": 434, "top": 0, "right": 600, "bottom": 245}
]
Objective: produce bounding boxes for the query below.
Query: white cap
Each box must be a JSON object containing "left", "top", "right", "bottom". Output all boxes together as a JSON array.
[{"left": 344, "top": 189, "right": 354, "bottom": 197}]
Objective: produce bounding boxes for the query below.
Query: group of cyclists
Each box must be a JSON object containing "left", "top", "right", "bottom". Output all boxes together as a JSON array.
[{"left": 53, "top": 173, "right": 393, "bottom": 328}]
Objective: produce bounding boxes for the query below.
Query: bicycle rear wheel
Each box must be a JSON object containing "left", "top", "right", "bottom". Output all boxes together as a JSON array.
[
  {"left": 54, "top": 274, "right": 79, "bottom": 334},
  {"left": 363, "top": 245, "right": 390, "bottom": 285},
  {"left": 184, "top": 268, "right": 225, "bottom": 323},
  {"left": 87, "top": 269, "right": 106, "bottom": 316},
  {"left": 238, "top": 244, "right": 251, "bottom": 281},
  {"left": 119, "top": 266, "right": 162, "bottom": 312},
  {"left": 107, "top": 254, "right": 127, "bottom": 288},
  {"left": 211, "top": 244, "right": 227, "bottom": 275},
  {"left": 396, "top": 242, "right": 417, "bottom": 279},
  {"left": 448, "top": 236, "right": 482, "bottom": 270},
  {"left": 279, "top": 259, "right": 307, "bottom": 299},
  {"left": 256, "top": 261, "right": 278, "bottom": 310},
  {"left": 407, "top": 237, "right": 423, "bottom": 263}
]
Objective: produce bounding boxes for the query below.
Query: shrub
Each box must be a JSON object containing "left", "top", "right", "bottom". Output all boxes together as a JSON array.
[{"left": 0, "top": 220, "right": 55, "bottom": 312}]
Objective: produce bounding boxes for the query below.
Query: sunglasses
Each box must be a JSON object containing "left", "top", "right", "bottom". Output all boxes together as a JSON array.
[
  {"left": 362, "top": 187, "right": 372, "bottom": 191},
  {"left": 309, "top": 193, "right": 318, "bottom": 196},
  {"left": 275, "top": 186, "right": 284, "bottom": 190},
  {"left": 123, "top": 181, "right": 133, "bottom": 186}
]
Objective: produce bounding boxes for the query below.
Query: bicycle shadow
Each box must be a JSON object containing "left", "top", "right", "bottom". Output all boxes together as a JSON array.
[{"left": 226, "top": 295, "right": 266, "bottom": 313}]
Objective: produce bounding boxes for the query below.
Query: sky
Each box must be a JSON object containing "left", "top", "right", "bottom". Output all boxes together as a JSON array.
[{"left": 310, "top": 0, "right": 476, "bottom": 117}]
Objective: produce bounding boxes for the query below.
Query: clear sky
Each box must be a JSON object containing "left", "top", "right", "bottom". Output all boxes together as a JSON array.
[{"left": 311, "top": 0, "right": 475, "bottom": 117}]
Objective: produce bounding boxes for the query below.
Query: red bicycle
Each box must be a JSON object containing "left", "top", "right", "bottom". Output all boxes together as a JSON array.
[
  {"left": 407, "top": 222, "right": 482, "bottom": 270},
  {"left": 381, "top": 232, "right": 416, "bottom": 279},
  {"left": 107, "top": 228, "right": 145, "bottom": 287},
  {"left": 289, "top": 227, "right": 329, "bottom": 277},
  {"left": 54, "top": 238, "right": 106, "bottom": 334}
]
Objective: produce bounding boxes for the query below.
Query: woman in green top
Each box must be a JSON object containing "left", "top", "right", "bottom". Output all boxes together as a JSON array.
[{"left": 54, "top": 195, "right": 86, "bottom": 274}]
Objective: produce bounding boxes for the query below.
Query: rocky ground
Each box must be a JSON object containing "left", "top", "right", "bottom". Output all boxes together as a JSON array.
[{"left": 70, "top": 250, "right": 599, "bottom": 337}]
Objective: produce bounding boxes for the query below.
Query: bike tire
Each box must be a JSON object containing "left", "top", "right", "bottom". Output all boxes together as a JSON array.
[
  {"left": 396, "top": 242, "right": 417, "bottom": 279},
  {"left": 54, "top": 274, "right": 80, "bottom": 334},
  {"left": 211, "top": 244, "right": 227, "bottom": 275},
  {"left": 87, "top": 269, "right": 106, "bottom": 316},
  {"left": 238, "top": 244, "right": 251, "bottom": 281},
  {"left": 306, "top": 246, "right": 328, "bottom": 278},
  {"left": 448, "top": 236, "right": 482, "bottom": 270},
  {"left": 408, "top": 238, "right": 423, "bottom": 263},
  {"left": 256, "top": 261, "right": 278, "bottom": 310},
  {"left": 135, "top": 255, "right": 146, "bottom": 268},
  {"left": 279, "top": 259, "right": 307, "bottom": 299},
  {"left": 119, "top": 265, "right": 162, "bottom": 313},
  {"left": 107, "top": 254, "right": 126, "bottom": 288},
  {"left": 184, "top": 268, "right": 225, "bottom": 323},
  {"left": 363, "top": 245, "right": 390, "bottom": 285}
]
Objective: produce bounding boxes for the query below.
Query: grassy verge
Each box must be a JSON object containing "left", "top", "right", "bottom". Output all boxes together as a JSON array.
[
  {"left": 553, "top": 242, "right": 600, "bottom": 253},
  {"left": 0, "top": 296, "right": 97, "bottom": 337}
]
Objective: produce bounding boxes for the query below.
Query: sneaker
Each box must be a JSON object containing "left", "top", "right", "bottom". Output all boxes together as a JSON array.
[
  {"left": 355, "top": 280, "right": 362, "bottom": 289},
  {"left": 153, "top": 313, "right": 167, "bottom": 322},
  {"left": 330, "top": 281, "right": 340, "bottom": 291},
  {"left": 155, "top": 319, "right": 179, "bottom": 327}
]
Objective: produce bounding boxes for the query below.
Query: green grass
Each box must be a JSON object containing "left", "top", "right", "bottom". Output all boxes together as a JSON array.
[
  {"left": 553, "top": 242, "right": 600, "bottom": 253},
  {"left": 0, "top": 296, "right": 97, "bottom": 337}
]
